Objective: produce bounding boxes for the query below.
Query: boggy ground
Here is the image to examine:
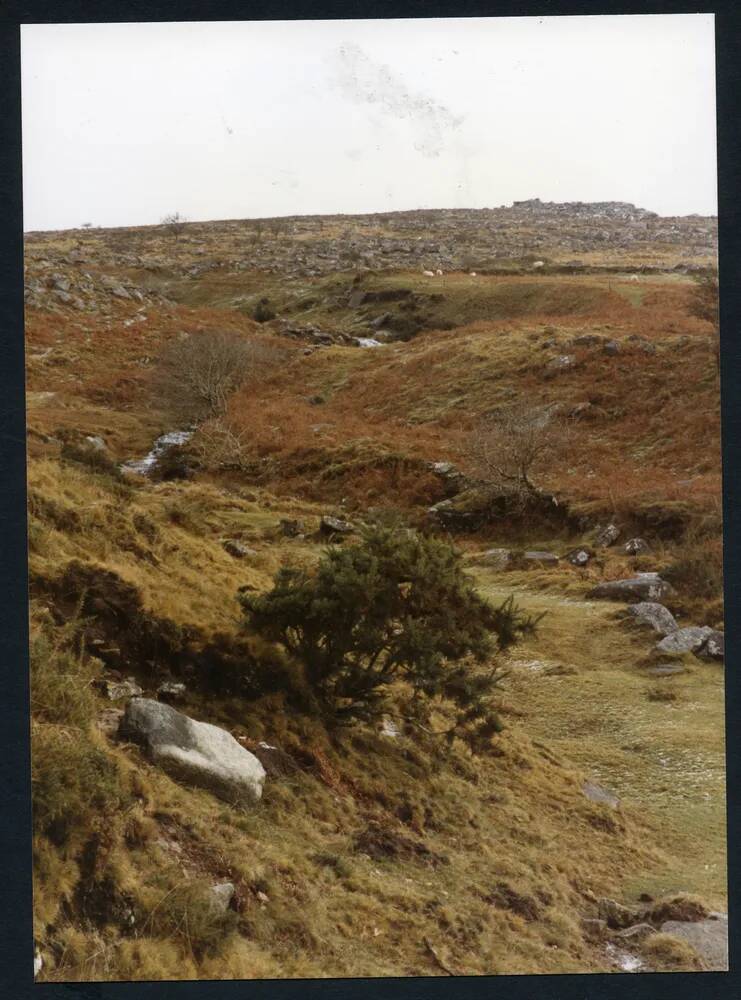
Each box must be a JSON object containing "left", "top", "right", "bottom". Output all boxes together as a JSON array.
[{"left": 26, "top": 209, "right": 724, "bottom": 980}]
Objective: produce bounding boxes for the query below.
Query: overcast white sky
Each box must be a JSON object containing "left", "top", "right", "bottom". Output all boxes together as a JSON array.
[{"left": 21, "top": 14, "right": 717, "bottom": 231}]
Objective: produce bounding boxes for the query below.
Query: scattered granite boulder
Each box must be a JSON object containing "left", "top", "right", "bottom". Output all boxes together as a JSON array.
[
  {"left": 594, "top": 523, "right": 620, "bottom": 547},
  {"left": 428, "top": 460, "right": 467, "bottom": 494},
  {"left": 118, "top": 698, "right": 266, "bottom": 806},
  {"left": 603, "top": 340, "right": 621, "bottom": 356},
  {"left": 430, "top": 460, "right": 457, "bottom": 477},
  {"left": 320, "top": 515, "right": 355, "bottom": 537},
  {"left": 627, "top": 602, "right": 678, "bottom": 636},
  {"left": 583, "top": 780, "right": 619, "bottom": 809},
  {"left": 478, "top": 548, "right": 513, "bottom": 569},
  {"left": 545, "top": 354, "right": 576, "bottom": 376},
  {"left": 646, "top": 664, "right": 686, "bottom": 677},
  {"left": 428, "top": 498, "right": 479, "bottom": 530},
  {"left": 656, "top": 626, "right": 715, "bottom": 657},
  {"left": 223, "top": 539, "right": 257, "bottom": 559},
  {"left": 523, "top": 551, "right": 560, "bottom": 565},
  {"left": 209, "top": 882, "right": 236, "bottom": 914},
  {"left": 598, "top": 898, "right": 639, "bottom": 930},
  {"left": 97, "top": 677, "right": 143, "bottom": 701},
  {"left": 699, "top": 630, "right": 724, "bottom": 661},
  {"left": 624, "top": 537, "right": 650, "bottom": 555},
  {"left": 564, "top": 546, "right": 592, "bottom": 567},
  {"left": 588, "top": 573, "right": 672, "bottom": 602},
  {"left": 614, "top": 923, "right": 656, "bottom": 943},
  {"left": 659, "top": 914, "right": 728, "bottom": 972},
  {"left": 369, "top": 311, "right": 392, "bottom": 329},
  {"left": 157, "top": 681, "right": 187, "bottom": 703}
]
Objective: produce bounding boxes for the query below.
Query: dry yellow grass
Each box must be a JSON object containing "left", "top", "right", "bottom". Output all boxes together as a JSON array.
[{"left": 26, "top": 228, "right": 723, "bottom": 980}]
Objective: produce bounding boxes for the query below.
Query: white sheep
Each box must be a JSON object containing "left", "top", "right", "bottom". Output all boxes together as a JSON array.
[
  {"left": 469, "top": 271, "right": 477, "bottom": 277},
  {"left": 532, "top": 260, "right": 544, "bottom": 269},
  {"left": 435, "top": 268, "right": 443, "bottom": 276},
  {"left": 630, "top": 274, "right": 640, "bottom": 283},
  {"left": 422, "top": 269, "right": 434, "bottom": 277}
]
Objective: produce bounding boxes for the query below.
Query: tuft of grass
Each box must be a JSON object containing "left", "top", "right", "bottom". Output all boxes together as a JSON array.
[
  {"left": 29, "top": 616, "right": 99, "bottom": 728},
  {"left": 32, "top": 723, "right": 129, "bottom": 846},
  {"left": 641, "top": 932, "right": 705, "bottom": 971},
  {"left": 146, "top": 880, "right": 239, "bottom": 960},
  {"left": 646, "top": 685, "right": 678, "bottom": 703}
]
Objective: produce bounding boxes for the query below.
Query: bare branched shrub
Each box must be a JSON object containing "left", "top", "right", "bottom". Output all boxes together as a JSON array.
[
  {"left": 155, "top": 330, "right": 282, "bottom": 423},
  {"left": 161, "top": 211, "right": 188, "bottom": 240},
  {"left": 468, "top": 401, "right": 568, "bottom": 510},
  {"left": 192, "top": 417, "right": 254, "bottom": 470}
]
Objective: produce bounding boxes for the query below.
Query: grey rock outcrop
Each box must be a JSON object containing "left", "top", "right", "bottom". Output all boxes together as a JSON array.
[
  {"left": 157, "top": 680, "right": 187, "bottom": 703},
  {"left": 656, "top": 626, "right": 724, "bottom": 661},
  {"left": 98, "top": 677, "right": 143, "bottom": 700},
  {"left": 627, "top": 602, "right": 678, "bottom": 636},
  {"left": 524, "top": 551, "right": 559, "bottom": 565},
  {"left": 614, "top": 923, "right": 656, "bottom": 943},
  {"left": 320, "top": 515, "right": 355, "bottom": 536},
  {"left": 624, "top": 537, "right": 650, "bottom": 555},
  {"left": 119, "top": 698, "right": 266, "bottom": 806},
  {"left": 545, "top": 354, "right": 576, "bottom": 375},
  {"left": 209, "top": 882, "right": 236, "bottom": 914},
  {"left": 565, "top": 547, "right": 592, "bottom": 567},
  {"left": 700, "top": 630, "right": 724, "bottom": 661},
  {"left": 588, "top": 573, "right": 672, "bottom": 602},
  {"left": 223, "top": 539, "right": 257, "bottom": 559},
  {"left": 598, "top": 898, "right": 639, "bottom": 930},
  {"left": 583, "top": 781, "right": 619, "bottom": 809},
  {"left": 660, "top": 914, "right": 728, "bottom": 971},
  {"left": 594, "top": 523, "right": 620, "bottom": 548}
]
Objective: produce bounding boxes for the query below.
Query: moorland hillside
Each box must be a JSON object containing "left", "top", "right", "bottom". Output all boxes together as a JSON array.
[{"left": 26, "top": 203, "right": 726, "bottom": 980}]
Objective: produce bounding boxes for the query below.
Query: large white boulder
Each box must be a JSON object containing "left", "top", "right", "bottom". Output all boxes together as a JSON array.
[{"left": 119, "top": 698, "right": 265, "bottom": 806}]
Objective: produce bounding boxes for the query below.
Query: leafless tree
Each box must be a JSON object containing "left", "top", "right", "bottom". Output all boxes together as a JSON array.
[
  {"left": 161, "top": 211, "right": 188, "bottom": 240},
  {"left": 468, "top": 401, "right": 568, "bottom": 509},
  {"left": 155, "top": 330, "right": 282, "bottom": 422}
]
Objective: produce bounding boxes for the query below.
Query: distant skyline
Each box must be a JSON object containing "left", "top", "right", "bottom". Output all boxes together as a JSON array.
[{"left": 21, "top": 15, "right": 717, "bottom": 231}]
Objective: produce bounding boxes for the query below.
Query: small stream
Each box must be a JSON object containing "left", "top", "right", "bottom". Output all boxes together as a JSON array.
[
  {"left": 121, "top": 429, "right": 195, "bottom": 476},
  {"left": 605, "top": 943, "right": 644, "bottom": 973}
]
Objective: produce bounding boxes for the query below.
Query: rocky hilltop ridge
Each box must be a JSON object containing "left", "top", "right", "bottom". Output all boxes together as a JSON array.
[
  {"left": 24, "top": 200, "right": 717, "bottom": 311},
  {"left": 511, "top": 197, "right": 659, "bottom": 219}
]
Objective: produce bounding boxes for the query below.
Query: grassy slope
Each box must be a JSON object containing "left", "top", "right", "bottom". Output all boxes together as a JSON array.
[
  {"left": 26, "top": 472, "right": 679, "bottom": 981},
  {"left": 212, "top": 272, "right": 721, "bottom": 534},
  {"left": 26, "top": 229, "right": 725, "bottom": 979}
]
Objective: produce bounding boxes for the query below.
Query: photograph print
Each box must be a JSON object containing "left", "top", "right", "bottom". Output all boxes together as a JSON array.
[{"left": 22, "top": 13, "right": 726, "bottom": 981}]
